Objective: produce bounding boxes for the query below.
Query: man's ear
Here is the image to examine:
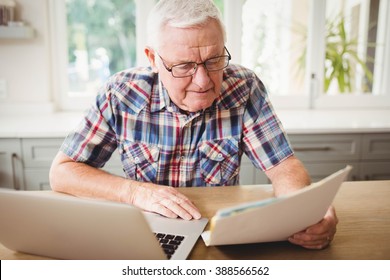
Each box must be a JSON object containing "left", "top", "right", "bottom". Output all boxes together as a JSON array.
[{"left": 145, "top": 47, "right": 158, "bottom": 73}]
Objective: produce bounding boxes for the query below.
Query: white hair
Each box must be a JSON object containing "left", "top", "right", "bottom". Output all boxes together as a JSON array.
[{"left": 146, "top": 0, "right": 226, "bottom": 49}]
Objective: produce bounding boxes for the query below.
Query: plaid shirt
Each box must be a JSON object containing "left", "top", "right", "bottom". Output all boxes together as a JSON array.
[{"left": 61, "top": 64, "right": 293, "bottom": 187}]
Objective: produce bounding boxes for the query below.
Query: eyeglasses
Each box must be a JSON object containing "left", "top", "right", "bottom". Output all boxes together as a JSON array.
[{"left": 157, "top": 46, "right": 231, "bottom": 78}]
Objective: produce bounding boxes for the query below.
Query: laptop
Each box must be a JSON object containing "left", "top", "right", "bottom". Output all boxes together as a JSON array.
[
  {"left": 0, "top": 190, "right": 208, "bottom": 260},
  {"left": 202, "top": 165, "right": 352, "bottom": 246}
]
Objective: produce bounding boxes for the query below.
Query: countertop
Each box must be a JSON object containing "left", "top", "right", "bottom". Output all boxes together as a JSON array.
[
  {"left": 275, "top": 109, "right": 390, "bottom": 134},
  {"left": 0, "top": 109, "right": 389, "bottom": 138},
  {"left": 0, "top": 112, "right": 84, "bottom": 138}
]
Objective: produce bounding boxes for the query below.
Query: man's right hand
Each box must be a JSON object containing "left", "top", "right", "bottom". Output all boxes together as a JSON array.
[
  {"left": 50, "top": 152, "right": 201, "bottom": 221},
  {"left": 129, "top": 183, "right": 201, "bottom": 220}
]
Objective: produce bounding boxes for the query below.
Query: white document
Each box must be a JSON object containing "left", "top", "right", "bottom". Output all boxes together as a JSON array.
[{"left": 202, "top": 166, "right": 352, "bottom": 246}]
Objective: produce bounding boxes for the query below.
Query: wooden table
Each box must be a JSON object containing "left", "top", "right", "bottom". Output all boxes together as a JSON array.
[{"left": 1, "top": 181, "right": 389, "bottom": 260}]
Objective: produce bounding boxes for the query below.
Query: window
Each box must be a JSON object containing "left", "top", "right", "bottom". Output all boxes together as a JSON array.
[
  {"left": 241, "top": 0, "right": 309, "bottom": 97},
  {"left": 50, "top": 0, "right": 155, "bottom": 111},
  {"left": 51, "top": 0, "right": 390, "bottom": 111},
  {"left": 226, "top": 0, "right": 390, "bottom": 109},
  {"left": 66, "top": 0, "right": 136, "bottom": 98},
  {"left": 325, "top": 0, "right": 381, "bottom": 95}
]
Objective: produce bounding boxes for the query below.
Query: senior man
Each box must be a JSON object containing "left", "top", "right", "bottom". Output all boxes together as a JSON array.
[{"left": 50, "top": 0, "right": 337, "bottom": 249}]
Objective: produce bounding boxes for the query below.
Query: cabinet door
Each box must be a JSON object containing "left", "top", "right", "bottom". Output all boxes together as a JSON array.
[
  {"left": 22, "top": 138, "right": 63, "bottom": 190},
  {"left": 22, "top": 138, "right": 64, "bottom": 168},
  {"left": 0, "top": 139, "right": 23, "bottom": 189},
  {"left": 304, "top": 162, "right": 360, "bottom": 182},
  {"left": 23, "top": 169, "right": 51, "bottom": 190},
  {"left": 360, "top": 162, "right": 390, "bottom": 181},
  {"left": 239, "top": 155, "right": 269, "bottom": 185},
  {"left": 288, "top": 134, "right": 361, "bottom": 181},
  {"left": 361, "top": 133, "right": 390, "bottom": 160},
  {"left": 289, "top": 134, "right": 361, "bottom": 162},
  {"left": 21, "top": 138, "right": 125, "bottom": 190}
]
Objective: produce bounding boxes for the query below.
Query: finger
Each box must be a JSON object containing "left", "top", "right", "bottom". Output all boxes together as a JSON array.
[
  {"left": 326, "top": 205, "right": 338, "bottom": 220},
  {"left": 157, "top": 188, "right": 201, "bottom": 219},
  {"left": 173, "top": 195, "right": 201, "bottom": 219},
  {"left": 161, "top": 187, "right": 199, "bottom": 208},
  {"left": 130, "top": 186, "right": 179, "bottom": 218},
  {"left": 300, "top": 242, "right": 330, "bottom": 250},
  {"left": 291, "top": 230, "right": 333, "bottom": 242},
  {"left": 147, "top": 193, "right": 185, "bottom": 219},
  {"left": 288, "top": 237, "right": 330, "bottom": 249},
  {"left": 305, "top": 226, "right": 337, "bottom": 244},
  {"left": 305, "top": 216, "right": 337, "bottom": 236},
  {"left": 149, "top": 202, "right": 179, "bottom": 219},
  {"left": 303, "top": 206, "right": 338, "bottom": 234},
  {"left": 305, "top": 222, "right": 326, "bottom": 235},
  {"left": 159, "top": 198, "right": 191, "bottom": 220},
  {"left": 288, "top": 232, "right": 332, "bottom": 249},
  {"left": 302, "top": 234, "right": 332, "bottom": 249},
  {"left": 289, "top": 234, "right": 329, "bottom": 244},
  {"left": 132, "top": 185, "right": 201, "bottom": 220}
]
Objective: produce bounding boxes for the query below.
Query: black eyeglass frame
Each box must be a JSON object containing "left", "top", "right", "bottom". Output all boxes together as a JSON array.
[{"left": 157, "top": 46, "right": 231, "bottom": 78}]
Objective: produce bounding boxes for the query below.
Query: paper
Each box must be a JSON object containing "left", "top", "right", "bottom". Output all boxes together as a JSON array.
[{"left": 202, "top": 166, "right": 352, "bottom": 246}]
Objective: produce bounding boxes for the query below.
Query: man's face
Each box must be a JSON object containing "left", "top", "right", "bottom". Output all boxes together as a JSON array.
[{"left": 147, "top": 19, "right": 225, "bottom": 113}]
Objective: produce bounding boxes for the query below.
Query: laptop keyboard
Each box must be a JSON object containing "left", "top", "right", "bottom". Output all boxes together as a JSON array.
[{"left": 155, "top": 233, "right": 185, "bottom": 259}]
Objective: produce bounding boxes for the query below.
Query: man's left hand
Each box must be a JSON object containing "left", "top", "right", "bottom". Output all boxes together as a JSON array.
[{"left": 288, "top": 206, "right": 338, "bottom": 249}]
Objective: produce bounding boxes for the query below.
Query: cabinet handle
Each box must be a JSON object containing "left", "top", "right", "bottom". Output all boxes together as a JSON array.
[
  {"left": 11, "top": 153, "right": 20, "bottom": 190},
  {"left": 294, "top": 146, "right": 332, "bottom": 152}
]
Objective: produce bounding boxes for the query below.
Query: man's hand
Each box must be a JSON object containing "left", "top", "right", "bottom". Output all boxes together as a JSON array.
[
  {"left": 265, "top": 156, "right": 338, "bottom": 249},
  {"left": 129, "top": 184, "right": 201, "bottom": 220},
  {"left": 288, "top": 206, "right": 338, "bottom": 249},
  {"left": 51, "top": 152, "right": 201, "bottom": 220}
]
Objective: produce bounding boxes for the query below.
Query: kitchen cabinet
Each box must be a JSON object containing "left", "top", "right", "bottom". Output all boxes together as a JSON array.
[
  {"left": 21, "top": 138, "right": 124, "bottom": 190},
  {"left": 0, "top": 133, "right": 389, "bottom": 190},
  {"left": 239, "top": 155, "right": 269, "bottom": 185},
  {"left": 0, "top": 139, "right": 24, "bottom": 189},
  {"left": 360, "top": 133, "right": 390, "bottom": 180},
  {"left": 288, "top": 133, "right": 390, "bottom": 182},
  {"left": 240, "top": 133, "right": 390, "bottom": 184},
  {"left": 21, "top": 138, "right": 64, "bottom": 190},
  {"left": 0, "top": 138, "right": 124, "bottom": 190},
  {"left": 288, "top": 134, "right": 361, "bottom": 182}
]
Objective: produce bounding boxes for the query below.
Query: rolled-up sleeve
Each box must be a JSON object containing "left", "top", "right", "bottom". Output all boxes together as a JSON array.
[
  {"left": 60, "top": 85, "right": 118, "bottom": 168},
  {"left": 242, "top": 74, "right": 293, "bottom": 171}
]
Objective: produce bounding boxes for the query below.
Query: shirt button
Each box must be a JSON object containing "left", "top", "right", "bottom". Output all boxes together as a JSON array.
[
  {"left": 134, "top": 157, "right": 140, "bottom": 163},
  {"left": 180, "top": 156, "right": 185, "bottom": 161},
  {"left": 217, "top": 153, "right": 223, "bottom": 158}
]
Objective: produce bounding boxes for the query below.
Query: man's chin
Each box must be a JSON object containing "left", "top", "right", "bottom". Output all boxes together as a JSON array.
[{"left": 186, "top": 102, "right": 214, "bottom": 113}]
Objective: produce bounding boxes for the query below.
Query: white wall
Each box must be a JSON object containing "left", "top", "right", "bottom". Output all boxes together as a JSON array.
[{"left": 0, "top": 0, "right": 53, "bottom": 113}]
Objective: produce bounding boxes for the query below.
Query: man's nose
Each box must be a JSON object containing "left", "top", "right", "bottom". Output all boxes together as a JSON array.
[{"left": 192, "top": 64, "right": 211, "bottom": 87}]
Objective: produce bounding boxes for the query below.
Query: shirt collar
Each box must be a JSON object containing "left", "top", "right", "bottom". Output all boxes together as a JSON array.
[
  {"left": 150, "top": 75, "right": 168, "bottom": 113},
  {"left": 151, "top": 77, "right": 187, "bottom": 114}
]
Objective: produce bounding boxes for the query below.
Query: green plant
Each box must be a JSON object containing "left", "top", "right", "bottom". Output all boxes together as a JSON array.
[
  {"left": 297, "top": 14, "right": 374, "bottom": 94},
  {"left": 324, "top": 14, "right": 373, "bottom": 93}
]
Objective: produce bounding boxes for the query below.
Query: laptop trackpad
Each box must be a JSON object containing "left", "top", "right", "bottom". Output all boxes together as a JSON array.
[{"left": 143, "top": 212, "right": 208, "bottom": 260}]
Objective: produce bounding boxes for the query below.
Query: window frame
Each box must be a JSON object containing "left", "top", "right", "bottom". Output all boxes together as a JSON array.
[
  {"left": 50, "top": 0, "right": 390, "bottom": 111},
  {"left": 224, "top": 0, "right": 390, "bottom": 110},
  {"left": 49, "top": 0, "right": 156, "bottom": 111}
]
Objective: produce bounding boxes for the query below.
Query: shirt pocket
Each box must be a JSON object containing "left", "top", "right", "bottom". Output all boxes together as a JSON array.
[
  {"left": 199, "top": 138, "right": 240, "bottom": 185},
  {"left": 119, "top": 140, "right": 160, "bottom": 182}
]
